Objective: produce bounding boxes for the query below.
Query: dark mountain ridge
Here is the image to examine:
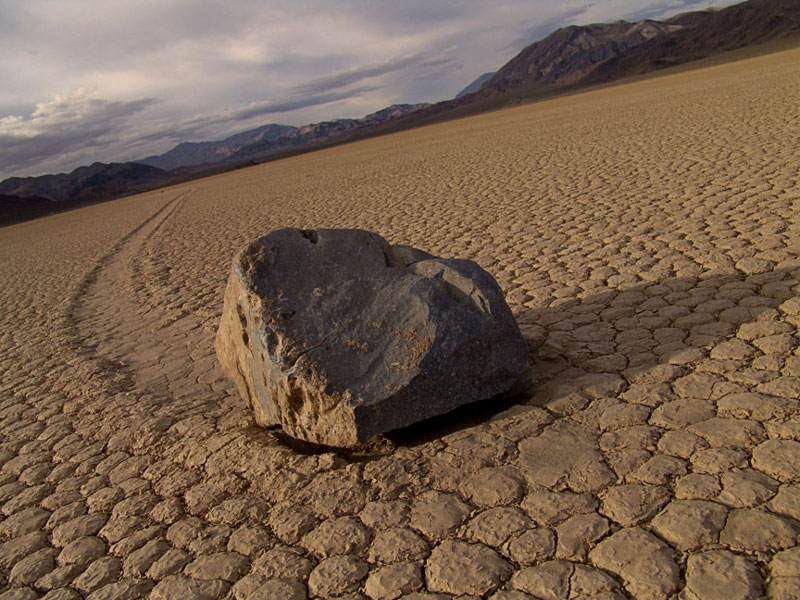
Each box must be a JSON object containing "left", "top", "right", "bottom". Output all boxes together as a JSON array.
[
  {"left": 0, "top": 193, "right": 54, "bottom": 226},
  {"left": 0, "top": 162, "right": 171, "bottom": 204},
  {"left": 484, "top": 19, "right": 682, "bottom": 93},
  {"left": 580, "top": 0, "right": 800, "bottom": 85},
  {"left": 479, "top": 0, "right": 800, "bottom": 96},
  {"left": 0, "top": 162, "right": 174, "bottom": 226}
]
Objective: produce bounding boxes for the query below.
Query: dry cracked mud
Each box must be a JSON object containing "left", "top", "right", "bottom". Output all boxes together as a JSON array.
[{"left": 1, "top": 46, "right": 799, "bottom": 600}]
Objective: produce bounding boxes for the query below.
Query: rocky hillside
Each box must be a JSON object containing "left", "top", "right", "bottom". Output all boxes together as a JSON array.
[
  {"left": 138, "top": 104, "right": 428, "bottom": 171},
  {"left": 582, "top": 0, "right": 800, "bottom": 84},
  {"left": 485, "top": 20, "right": 681, "bottom": 93},
  {"left": 137, "top": 124, "right": 297, "bottom": 171},
  {"left": 478, "top": 0, "right": 800, "bottom": 96},
  {"left": 227, "top": 104, "right": 429, "bottom": 164}
]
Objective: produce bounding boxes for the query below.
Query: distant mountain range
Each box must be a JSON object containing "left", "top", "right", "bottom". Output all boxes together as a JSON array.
[
  {"left": 137, "top": 124, "right": 296, "bottom": 171},
  {"left": 0, "top": 162, "right": 174, "bottom": 224},
  {"left": 0, "top": 162, "right": 172, "bottom": 204},
  {"left": 3, "top": 0, "right": 799, "bottom": 226},
  {"left": 136, "top": 104, "right": 432, "bottom": 172},
  {"left": 222, "top": 103, "right": 431, "bottom": 167},
  {"left": 0, "top": 105, "right": 428, "bottom": 224}
]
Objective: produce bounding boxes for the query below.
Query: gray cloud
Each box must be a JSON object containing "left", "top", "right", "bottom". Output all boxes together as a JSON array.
[
  {"left": 504, "top": 6, "right": 595, "bottom": 53},
  {"left": 0, "top": 93, "right": 156, "bottom": 176},
  {"left": 294, "top": 56, "right": 429, "bottom": 96},
  {"left": 231, "top": 86, "right": 379, "bottom": 121}
]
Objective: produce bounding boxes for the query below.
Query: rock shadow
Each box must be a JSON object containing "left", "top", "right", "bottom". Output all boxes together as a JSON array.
[
  {"left": 374, "top": 266, "right": 797, "bottom": 449},
  {"left": 256, "top": 266, "right": 798, "bottom": 460}
]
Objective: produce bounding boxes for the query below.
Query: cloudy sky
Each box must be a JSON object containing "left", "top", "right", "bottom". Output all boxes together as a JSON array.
[{"left": 0, "top": 0, "right": 737, "bottom": 179}]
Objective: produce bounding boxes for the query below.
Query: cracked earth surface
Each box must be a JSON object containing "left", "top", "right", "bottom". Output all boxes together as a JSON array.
[{"left": 1, "top": 47, "right": 799, "bottom": 599}]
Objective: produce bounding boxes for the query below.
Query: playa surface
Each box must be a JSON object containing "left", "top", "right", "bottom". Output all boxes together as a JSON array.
[{"left": 1, "top": 46, "right": 799, "bottom": 599}]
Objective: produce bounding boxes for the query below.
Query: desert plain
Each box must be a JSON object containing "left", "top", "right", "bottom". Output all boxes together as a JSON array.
[{"left": 1, "top": 45, "right": 799, "bottom": 600}]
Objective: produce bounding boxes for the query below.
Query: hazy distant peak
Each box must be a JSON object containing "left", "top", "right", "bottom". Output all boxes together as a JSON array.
[{"left": 456, "top": 72, "right": 496, "bottom": 98}]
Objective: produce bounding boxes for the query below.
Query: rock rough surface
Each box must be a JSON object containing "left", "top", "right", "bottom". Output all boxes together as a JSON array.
[{"left": 215, "top": 228, "right": 529, "bottom": 446}]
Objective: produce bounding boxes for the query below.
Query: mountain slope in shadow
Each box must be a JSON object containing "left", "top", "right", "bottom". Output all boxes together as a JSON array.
[{"left": 479, "top": 0, "right": 800, "bottom": 97}]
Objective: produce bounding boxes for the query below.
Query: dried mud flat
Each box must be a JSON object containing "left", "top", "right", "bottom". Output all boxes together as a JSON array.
[{"left": 1, "top": 47, "right": 799, "bottom": 600}]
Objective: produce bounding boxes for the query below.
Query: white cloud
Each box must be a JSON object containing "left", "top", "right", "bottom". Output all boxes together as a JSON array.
[{"left": 0, "top": 91, "right": 156, "bottom": 176}]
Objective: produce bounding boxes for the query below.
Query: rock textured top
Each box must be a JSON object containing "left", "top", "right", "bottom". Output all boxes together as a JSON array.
[{"left": 215, "top": 228, "right": 529, "bottom": 446}]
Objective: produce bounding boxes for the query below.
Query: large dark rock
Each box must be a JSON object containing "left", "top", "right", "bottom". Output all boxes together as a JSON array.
[{"left": 215, "top": 228, "right": 528, "bottom": 447}]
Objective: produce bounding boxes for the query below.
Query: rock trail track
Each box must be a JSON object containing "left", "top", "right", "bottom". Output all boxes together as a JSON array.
[{"left": 1, "top": 46, "right": 800, "bottom": 599}]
